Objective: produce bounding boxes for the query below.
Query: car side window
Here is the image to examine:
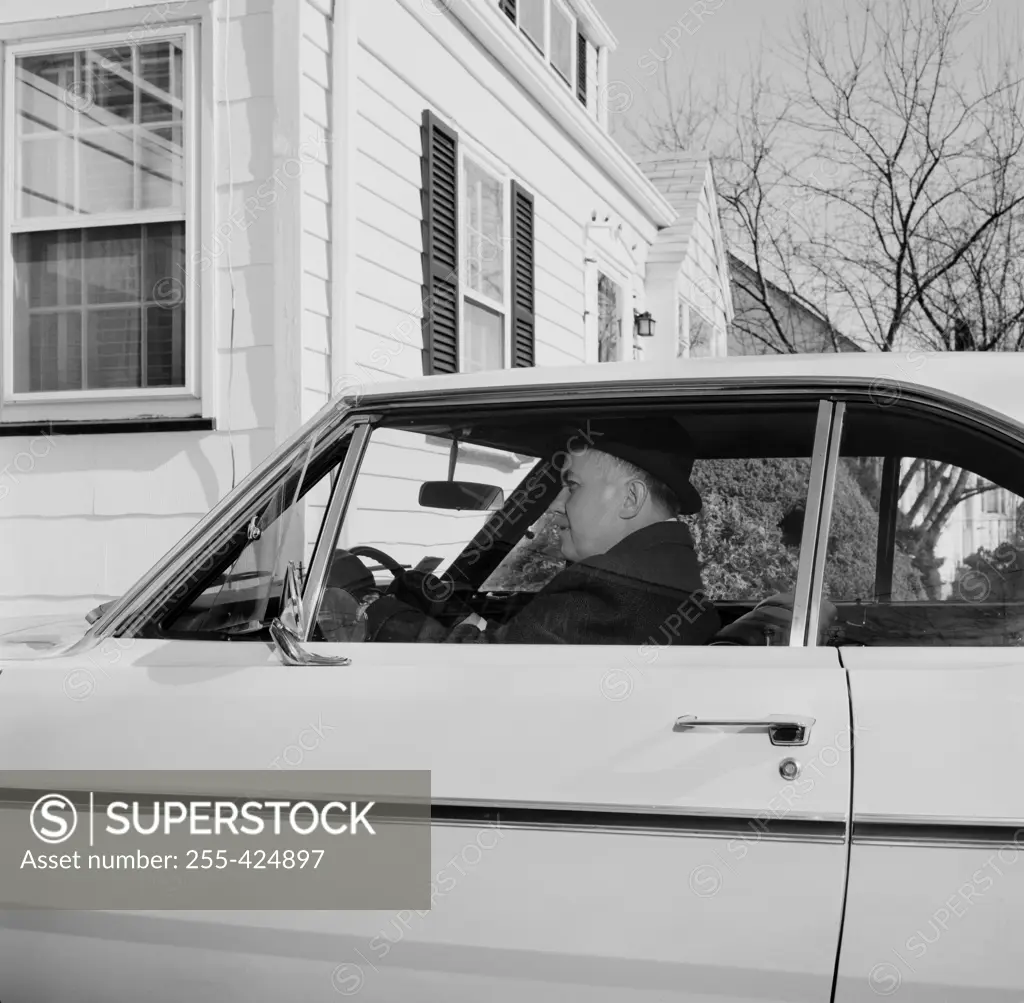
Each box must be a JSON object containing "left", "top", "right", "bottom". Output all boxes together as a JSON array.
[
  {"left": 154, "top": 426, "right": 350, "bottom": 639},
  {"left": 314, "top": 403, "right": 824, "bottom": 646},
  {"left": 824, "top": 402, "right": 1024, "bottom": 646}
]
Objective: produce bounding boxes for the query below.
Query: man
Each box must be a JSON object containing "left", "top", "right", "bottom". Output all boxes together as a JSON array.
[
  {"left": 443, "top": 416, "right": 719, "bottom": 645},
  {"left": 344, "top": 416, "right": 702, "bottom": 647}
]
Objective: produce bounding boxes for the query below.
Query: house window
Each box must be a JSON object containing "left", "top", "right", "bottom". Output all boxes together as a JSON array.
[
  {"left": 4, "top": 28, "right": 194, "bottom": 401},
  {"left": 504, "top": 0, "right": 579, "bottom": 97},
  {"left": 689, "top": 306, "right": 715, "bottom": 357},
  {"left": 549, "top": 1, "right": 574, "bottom": 82},
  {"left": 597, "top": 272, "right": 621, "bottom": 362},
  {"left": 461, "top": 155, "right": 508, "bottom": 372},
  {"left": 982, "top": 483, "right": 1007, "bottom": 514},
  {"left": 678, "top": 298, "right": 716, "bottom": 358},
  {"left": 519, "top": 0, "right": 545, "bottom": 51}
]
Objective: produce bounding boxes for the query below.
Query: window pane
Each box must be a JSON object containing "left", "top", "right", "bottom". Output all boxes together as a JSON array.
[
  {"left": 598, "top": 272, "right": 620, "bottom": 362},
  {"left": 84, "top": 226, "right": 140, "bottom": 303},
  {"left": 161, "top": 427, "right": 351, "bottom": 641},
  {"left": 17, "top": 50, "right": 75, "bottom": 136},
  {"left": 78, "top": 128, "right": 137, "bottom": 213},
  {"left": 13, "top": 222, "right": 185, "bottom": 392},
  {"left": 15, "top": 40, "right": 185, "bottom": 218},
  {"left": 20, "top": 133, "right": 77, "bottom": 216},
  {"left": 90, "top": 46, "right": 135, "bottom": 120},
  {"left": 519, "top": 0, "right": 545, "bottom": 49},
  {"left": 824, "top": 404, "right": 1024, "bottom": 646},
  {"left": 550, "top": 3, "right": 573, "bottom": 81},
  {"left": 464, "top": 301, "right": 504, "bottom": 372},
  {"left": 463, "top": 159, "right": 504, "bottom": 302},
  {"left": 88, "top": 308, "right": 141, "bottom": 388},
  {"left": 23, "top": 312, "right": 83, "bottom": 392},
  {"left": 689, "top": 307, "right": 716, "bottom": 358}
]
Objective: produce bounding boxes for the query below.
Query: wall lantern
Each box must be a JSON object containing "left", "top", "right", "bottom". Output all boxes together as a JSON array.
[{"left": 634, "top": 310, "right": 655, "bottom": 338}]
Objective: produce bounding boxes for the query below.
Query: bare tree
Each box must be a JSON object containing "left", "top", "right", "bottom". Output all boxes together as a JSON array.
[
  {"left": 621, "top": 0, "right": 1024, "bottom": 587},
  {"left": 624, "top": 0, "right": 1024, "bottom": 355},
  {"left": 909, "top": 210, "right": 1024, "bottom": 349}
]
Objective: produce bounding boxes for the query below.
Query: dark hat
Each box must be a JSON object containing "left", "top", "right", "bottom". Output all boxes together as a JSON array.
[{"left": 555, "top": 416, "right": 702, "bottom": 515}]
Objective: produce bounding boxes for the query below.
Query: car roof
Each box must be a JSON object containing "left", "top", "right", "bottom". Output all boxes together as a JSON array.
[{"left": 340, "top": 352, "right": 1024, "bottom": 426}]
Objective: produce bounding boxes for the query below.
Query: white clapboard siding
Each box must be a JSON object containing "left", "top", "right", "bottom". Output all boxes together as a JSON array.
[
  {"left": 341, "top": 0, "right": 662, "bottom": 570},
  {"left": 354, "top": 260, "right": 426, "bottom": 321},
  {"left": 300, "top": 0, "right": 334, "bottom": 556}
]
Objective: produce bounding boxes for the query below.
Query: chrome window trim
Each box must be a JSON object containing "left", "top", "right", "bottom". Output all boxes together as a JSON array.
[
  {"left": 347, "top": 375, "right": 1024, "bottom": 446},
  {"left": 790, "top": 401, "right": 835, "bottom": 647},
  {"left": 301, "top": 421, "right": 374, "bottom": 640},
  {"left": 804, "top": 401, "right": 845, "bottom": 645}
]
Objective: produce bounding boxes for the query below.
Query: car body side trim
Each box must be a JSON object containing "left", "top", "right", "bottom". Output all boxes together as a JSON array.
[
  {"left": 0, "top": 787, "right": 845, "bottom": 843},
  {"left": 852, "top": 815, "right": 1024, "bottom": 848},
  {"left": 429, "top": 802, "right": 846, "bottom": 842}
]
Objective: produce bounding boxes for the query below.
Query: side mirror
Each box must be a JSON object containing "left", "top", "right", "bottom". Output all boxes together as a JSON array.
[{"left": 419, "top": 481, "right": 504, "bottom": 511}]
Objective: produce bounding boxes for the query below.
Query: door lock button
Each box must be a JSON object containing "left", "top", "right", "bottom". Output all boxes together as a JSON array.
[{"left": 779, "top": 757, "right": 801, "bottom": 780}]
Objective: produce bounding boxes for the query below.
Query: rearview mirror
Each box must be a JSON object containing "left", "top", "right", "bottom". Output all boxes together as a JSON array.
[{"left": 419, "top": 481, "right": 504, "bottom": 511}]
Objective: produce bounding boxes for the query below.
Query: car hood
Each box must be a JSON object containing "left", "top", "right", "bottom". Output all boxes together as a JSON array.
[{"left": 0, "top": 613, "right": 91, "bottom": 660}]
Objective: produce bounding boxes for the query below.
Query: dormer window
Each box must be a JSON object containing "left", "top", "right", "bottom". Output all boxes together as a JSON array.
[
  {"left": 498, "top": 0, "right": 591, "bottom": 109},
  {"left": 518, "top": 0, "right": 545, "bottom": 51},
  {"left": 549, "top": 2, "right": 574, "bottom": 83}
]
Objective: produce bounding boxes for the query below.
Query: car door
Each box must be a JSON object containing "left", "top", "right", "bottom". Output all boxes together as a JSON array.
[
  {"left": 812, "top": 393, "right": 1024, "bottom": 1001},
  {"left": 0, "top": 391, "right": 852, "bottom": 1003}
]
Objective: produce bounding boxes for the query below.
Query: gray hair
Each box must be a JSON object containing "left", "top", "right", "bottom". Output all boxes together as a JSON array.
[{"left": 590, "top": 449, "right": 683, "bottom": 517}]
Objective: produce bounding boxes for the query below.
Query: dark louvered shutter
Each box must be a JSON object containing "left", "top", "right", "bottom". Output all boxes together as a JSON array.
[
  {"left": 420, "top": 110, "right": 459, "bottom": 375},
  {"left": 577, "top": 33, "right": 587, "bottom": 106},
  {"left": 499, "top": 0, "right": 516, "bottom": 23},
  {"left": 510, "top": 180, "right": 536, "bottom": 368}
]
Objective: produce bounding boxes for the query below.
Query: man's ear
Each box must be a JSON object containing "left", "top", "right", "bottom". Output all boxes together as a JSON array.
[{"left": 620, "top": 478, "right": 648, "bottom": 519}]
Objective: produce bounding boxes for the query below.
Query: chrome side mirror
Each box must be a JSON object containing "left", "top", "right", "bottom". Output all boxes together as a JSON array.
[{"left": 270, "top": 560, "right": 351, "bottom": 666}]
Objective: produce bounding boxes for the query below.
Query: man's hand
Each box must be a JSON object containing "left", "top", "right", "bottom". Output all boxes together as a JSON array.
[{"left": 456, "top": 611, "right": 488, "bottom": 631}]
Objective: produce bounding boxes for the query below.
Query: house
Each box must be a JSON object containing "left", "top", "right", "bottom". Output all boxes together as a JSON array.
[
  {"left": 0, "top": 0, "right": 732, "bottom": 619},
  {"left": 634, "top": 151, "right": 732, "bottom": 359},
  {"left": 727, "top": 251, "right": 862, "bottom": 355}
]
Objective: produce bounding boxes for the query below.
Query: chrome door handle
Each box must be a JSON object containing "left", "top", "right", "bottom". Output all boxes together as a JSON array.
[
  {"left": 270, "top": 619, "right": 352, "bottom": 666},
  {"left": 673, "top": 714, "right": 815, "bottom": 746}
]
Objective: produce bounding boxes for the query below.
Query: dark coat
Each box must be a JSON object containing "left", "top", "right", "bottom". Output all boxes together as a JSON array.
[{"left": 448, "top": 519, "right": 720, "bottom": 645}]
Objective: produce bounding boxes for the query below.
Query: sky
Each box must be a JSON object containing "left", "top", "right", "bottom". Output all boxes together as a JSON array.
[{"left": 597, "top": 0, "right": 1022, "bottom": 154}]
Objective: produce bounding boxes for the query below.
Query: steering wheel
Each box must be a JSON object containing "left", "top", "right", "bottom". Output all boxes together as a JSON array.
[{"left": 347, "top": 545, "right": 408, "bottom": 580}]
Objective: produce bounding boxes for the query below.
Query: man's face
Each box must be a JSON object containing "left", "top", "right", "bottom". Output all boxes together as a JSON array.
[{"left": 550, "top": 449, "right": 632, "bottom": 562}]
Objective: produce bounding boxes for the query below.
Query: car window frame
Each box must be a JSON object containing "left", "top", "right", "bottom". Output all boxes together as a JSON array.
[
  {"left": 300, "top": 395, "right": 842, "bottom": 648},
  {"left": 78, "top": 408, "right": 375, "bottom": 645},
  {"left": 808, "top": 388, "right": 1024, "bottom": 647}
]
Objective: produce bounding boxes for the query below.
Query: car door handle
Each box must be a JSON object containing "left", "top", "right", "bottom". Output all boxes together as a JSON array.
[{"left": 672, "top": 714, "right": 815, "bottom": 746}]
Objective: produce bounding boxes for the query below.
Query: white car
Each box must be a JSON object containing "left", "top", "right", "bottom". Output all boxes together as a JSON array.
[{"left": 2, "top": 352, "right": 1024, "bottom": 1003}]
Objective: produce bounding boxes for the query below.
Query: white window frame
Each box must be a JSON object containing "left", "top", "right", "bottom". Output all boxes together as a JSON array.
[
  {"left": 507, "top": 0, "right": 577, "bottom": 96},
  {"left": 458, "top": 141, "right": 512, "bottom": 372},
  {"left": 0, "top": 20, "right": 204, "bottom": 420}
]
